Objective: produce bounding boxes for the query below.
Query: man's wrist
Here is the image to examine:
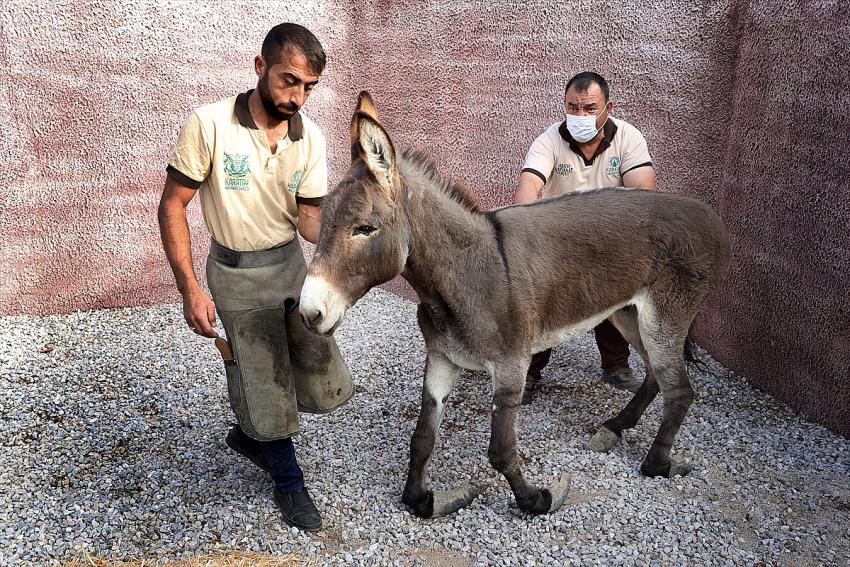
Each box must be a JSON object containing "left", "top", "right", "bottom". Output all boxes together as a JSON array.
[{"left": 178, "top": 279, "right": 203, "bottom": 297}]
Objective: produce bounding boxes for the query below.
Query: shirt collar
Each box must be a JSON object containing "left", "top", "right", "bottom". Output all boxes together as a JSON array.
[
  {"left": 558, "top": 118, "right": 618, "bottom": 166},
  {"left": 234, "top": 89, "right": 303, "bottom": 142}
]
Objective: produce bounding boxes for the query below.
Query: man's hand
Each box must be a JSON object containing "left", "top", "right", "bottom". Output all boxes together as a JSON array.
[{"left": 182, "top": 288, "right": 219, "bottom": 338}]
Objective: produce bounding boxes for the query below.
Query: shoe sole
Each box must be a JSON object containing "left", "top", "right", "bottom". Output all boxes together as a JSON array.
[
  {"left": 601, "top": 374, "right": 642, "bottom": 394},
  {"left": 274, "top": 491, "right": 323, "bottom": 532},
  {"left": 280, "top": 516, "right": 322, "bottom": 532}
]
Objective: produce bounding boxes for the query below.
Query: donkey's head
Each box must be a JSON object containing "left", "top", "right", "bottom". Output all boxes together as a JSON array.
[{"left": 299, "top": 91, "right": 411, "bottom": 335}]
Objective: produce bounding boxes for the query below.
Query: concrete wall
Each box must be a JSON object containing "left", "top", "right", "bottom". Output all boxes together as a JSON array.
[{"left": 1, "top": 1, "right": 847, "bottom": 435}]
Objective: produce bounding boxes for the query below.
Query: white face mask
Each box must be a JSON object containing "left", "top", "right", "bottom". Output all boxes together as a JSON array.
[{"left": 566, "top": 106, "right": 609, "bottom": 143}]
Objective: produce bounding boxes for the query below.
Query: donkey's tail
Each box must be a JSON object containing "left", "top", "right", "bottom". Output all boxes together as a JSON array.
[{"left": 683, "top": 326, "right": 711, "bottom": 373}]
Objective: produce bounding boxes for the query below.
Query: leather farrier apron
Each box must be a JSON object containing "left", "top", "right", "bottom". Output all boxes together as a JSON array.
[{"left": 205, "top": 238, "right": 353, "bottom": 441}]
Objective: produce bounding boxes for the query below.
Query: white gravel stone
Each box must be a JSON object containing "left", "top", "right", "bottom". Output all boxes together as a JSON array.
[{"left": 0, "top": 289, "right": 848, "bottom": 566}]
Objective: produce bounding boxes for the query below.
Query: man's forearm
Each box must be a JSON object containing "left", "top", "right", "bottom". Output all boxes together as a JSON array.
[
  {"left": 622, "top": 166, "right": 657, "bottom": 191},
  {"left": 158, "top": 202, "right": 200, "bottom": 295},
  {"left": 514, "top": 185, "right": 538, "bottom": 204},
  {"left": 297, "top": 203, "right": 322, "bottom": 244},
  {"left": 297, "top": 217, "right": 320, "bottom": 244},
  {"left": 514, "top": 171, "right": 545, "bottom": 204}
]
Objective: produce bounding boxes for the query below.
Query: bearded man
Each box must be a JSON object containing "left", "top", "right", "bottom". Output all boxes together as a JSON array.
[{"left": 158, "top": 23, "right": 353, "bottom": 532}]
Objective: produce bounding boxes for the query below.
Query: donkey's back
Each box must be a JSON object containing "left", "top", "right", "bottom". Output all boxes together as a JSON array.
[{"left": 492, "top": 188, "right": 730, "bottom": 330}]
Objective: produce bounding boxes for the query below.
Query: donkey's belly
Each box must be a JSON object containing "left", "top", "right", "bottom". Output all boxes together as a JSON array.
[
  {"left": 429, "top": 294, "right": 640, "bottom": 371},
  {"left": 532, "top": 300, "right": 633, "bottom": 354},
  {"left": 445, "top": 349, "right": 489, "bottom": 372},
  {"left": 437, "top": 333, "right": 490, "bottom": 372}
]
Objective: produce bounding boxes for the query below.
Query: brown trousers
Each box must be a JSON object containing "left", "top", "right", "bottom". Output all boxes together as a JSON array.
[{"left": 528, "top": 319, "right": 631, "bottom": 378}]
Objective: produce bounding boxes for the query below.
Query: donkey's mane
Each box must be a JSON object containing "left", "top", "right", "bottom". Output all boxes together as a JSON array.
[{"left": 399, "top": 148, "right": 481, "bottom": 213}]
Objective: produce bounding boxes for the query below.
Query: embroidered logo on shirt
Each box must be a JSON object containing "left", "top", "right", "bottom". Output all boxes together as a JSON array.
[
  {"left": 605, "top": 155, "right": 620, "bottom": 176},
  {"left": 287, "top": 169, "right": 303, "bottom": 193},
  {"left": 223, "top": 153, "right": 250, "bottom": 191},
  {"left": 554, "top": 163, "right": 574, "bottom": 176}
]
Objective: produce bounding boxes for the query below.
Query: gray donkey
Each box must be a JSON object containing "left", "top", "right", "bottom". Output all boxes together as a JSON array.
[{"left": 300, "top": 92, "right": 731, "bottom": 518}]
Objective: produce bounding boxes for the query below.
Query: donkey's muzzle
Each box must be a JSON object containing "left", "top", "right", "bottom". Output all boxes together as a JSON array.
[
  {"left": 301, "top": 306, "right": 324, "bottom": 328},
  {"left": 300, "top": 308, "right": 338, "bottom": 336},
  {"left": 299, "top": 273, "right": 349, "bottom": 336},
  {"left": 302, "top": 315, "right": 343, "bottom": 337}
]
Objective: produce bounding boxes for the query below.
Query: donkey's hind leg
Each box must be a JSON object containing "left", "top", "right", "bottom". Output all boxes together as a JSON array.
[
  {"left": 489, "top": 362, "right": 571, "bottom": 515},
  {"left": 639, "top": 322, "right": 695, "bottom": 478},
  {"left": 590, "top": 307, "right": 660, "bottom": 453},
  {"left": 401, "top": 352, "right": 477, "bottom": 518}
]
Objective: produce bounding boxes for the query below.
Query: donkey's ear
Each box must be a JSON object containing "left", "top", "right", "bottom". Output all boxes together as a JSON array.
[
  {"left": 356, "top": 114, "right": 397, "bottom": 193},
  {"left": 350, "top": 91, "right": 379, "bottom": 147},
  {"left": 356, "top": 91, "right": 379, "bottom": 120}
]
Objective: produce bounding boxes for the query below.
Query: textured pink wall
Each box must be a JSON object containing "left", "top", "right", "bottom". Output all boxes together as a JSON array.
[
  {"left": 1, "top": 2, "right": 847, "bottom": 435},
  {"left": 698, "top": 2, "right": 850, "bottom": 437}
]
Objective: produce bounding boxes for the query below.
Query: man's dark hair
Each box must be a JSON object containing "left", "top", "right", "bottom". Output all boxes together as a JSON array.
[
  {"left": 262, "top": 23, "right": 326, "bottom": 74},
  {"left": 565, "top": 72, "right": 610, "bottom": 101}
]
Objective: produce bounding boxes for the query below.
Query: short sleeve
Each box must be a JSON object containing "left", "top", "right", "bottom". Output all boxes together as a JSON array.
[
  {"left": 167, "top": 112, "right": 212, "bottom": 189},
  {"left": 295, "top": 128, "right": 328, "bottom": 204},
  {"left": 521, "top": 129, "right": 557, "bottom": 184},
  {"left": 618, "top": 125, "right": 653, "bottom": 175}
]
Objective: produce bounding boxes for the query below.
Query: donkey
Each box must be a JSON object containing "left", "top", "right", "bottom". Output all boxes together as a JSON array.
[{"left": 300, "top": 92, "right": 731, "bottom": 518}]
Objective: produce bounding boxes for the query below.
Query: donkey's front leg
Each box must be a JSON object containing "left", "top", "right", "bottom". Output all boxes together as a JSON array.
[
  {"left": 488, "top": 364, "right": 572, "bottom": 515},
  {"left": 401, "top": 352, "right": 477, "bottom": 518}
]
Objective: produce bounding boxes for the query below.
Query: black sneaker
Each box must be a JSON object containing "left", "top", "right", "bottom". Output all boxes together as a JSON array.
[
  {"left": 600, "top": 368, "right": 642, "bottom": 393},
  {"left": 225, "top": 425, "right": 271, "bottom": 473},
  {"left": 521, "top": 374, "right": 537, "bottom": 405},
  {"left": 274, "top": 488, "right": 323, "bottom": 532}
]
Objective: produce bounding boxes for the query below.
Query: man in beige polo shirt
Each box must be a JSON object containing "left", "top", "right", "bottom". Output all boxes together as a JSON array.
[
  {"left": 158, "top": 23, "right": 352, "bottom": 532},
  {"left": 514, "top": 71, "right": 657, "bottom": 404}
]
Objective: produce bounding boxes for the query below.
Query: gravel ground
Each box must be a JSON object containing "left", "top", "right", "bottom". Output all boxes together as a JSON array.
[{"left": 1, "top": 288, "right": 848, "bottom": 566}]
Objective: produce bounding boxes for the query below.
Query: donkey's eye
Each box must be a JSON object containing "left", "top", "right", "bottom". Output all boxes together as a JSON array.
[{"left": 352, "top": 225, "right": 377, "bottom": 237}]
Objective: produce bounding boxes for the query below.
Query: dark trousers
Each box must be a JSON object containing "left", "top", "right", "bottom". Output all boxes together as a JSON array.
[
  {"left": 528, "top": 319, "right": 631, "bottom": 378},
  {"left": 261, "top": 437, "right": 305, "bottom": 493}
]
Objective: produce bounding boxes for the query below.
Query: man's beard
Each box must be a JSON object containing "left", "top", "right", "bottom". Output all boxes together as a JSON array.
[{"left": 257, "top": 74, "right": 298, "bottom": 120}]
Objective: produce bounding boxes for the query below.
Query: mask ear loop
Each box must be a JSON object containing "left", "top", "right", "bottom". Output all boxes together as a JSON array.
[{"left": 595, "top": 104, "right": 611, "bottom": 135}]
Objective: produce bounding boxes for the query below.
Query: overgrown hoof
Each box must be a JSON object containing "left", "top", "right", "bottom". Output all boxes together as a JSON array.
[
  {"left": 668, "top": 454, "right": 693, "bottom": 477},
  {"left": 432, "top": 483, "right": 479, "bottom": 517},
  {"left": 546, "top": 472, "right": 572, "bottom": 513},
  {"left": 401, "top": 489, "right": 435, "bottom": 518},
  {"left": 640, "top": 454, "right": 693, "bottom": 478},
  {"left": 516, "top": 473, "right": 572, "bottom": 516},
  {"left": 589, "top": 426, "right": 621, "bottom": 453},
  {"left": 405, "top": 483, "right": 478, "bottom": 518}
]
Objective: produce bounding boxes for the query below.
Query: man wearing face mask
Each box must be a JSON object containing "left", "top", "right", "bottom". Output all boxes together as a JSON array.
[
  {"left": 158, "top": 23, "right": 353, "bottom": 531},
  {"left": 514, "top": 71, "right": 657, "bottom": 404}
]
